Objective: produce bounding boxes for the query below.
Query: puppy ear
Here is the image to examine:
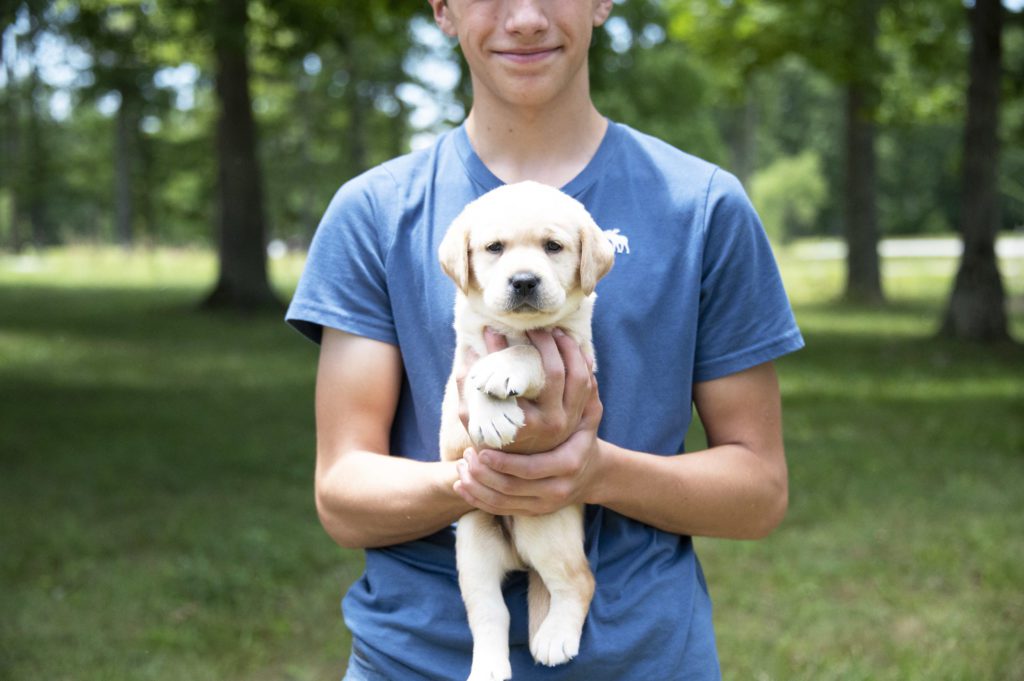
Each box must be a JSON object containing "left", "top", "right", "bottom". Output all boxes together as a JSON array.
[
  {"left": 438, "top": 214, "right": 472, "bottom": 293},
  {"left": 579, "top": 218, "right": 615, "bottom": 295}
]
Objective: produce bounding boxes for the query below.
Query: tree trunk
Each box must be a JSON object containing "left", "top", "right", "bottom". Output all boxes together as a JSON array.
[
  {"left": 139, "top": 124, "right": 156, "bottom": 244},
  {"left": 839, "top": 0, "right": 884, "bottom": 304},
  {"left": 939, "top": 0, "right": 1009, "bottom": 342},
  {"left": 114, "top": 92, "right": 137, "bottom": 248},
  {"left": 26, "top": 62, "right": 52, "bottom": 247},
  {"left": 203, "top": 0, "right": 279, "bottom": 311},
  {"left": 2, "top": 38, "right": 24, "bottom": 252},
  {"left": 842, "top": 80, "right": 884, "bottom": 303}
]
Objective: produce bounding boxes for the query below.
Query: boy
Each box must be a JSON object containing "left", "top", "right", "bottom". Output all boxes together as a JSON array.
[{"left": 286, "top": 1, "right": 803, "bottom": 678}]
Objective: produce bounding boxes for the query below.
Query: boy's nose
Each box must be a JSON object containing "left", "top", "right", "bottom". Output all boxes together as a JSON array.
[{"left": 504, "top": 0, "right": 549, "bottom": 35}]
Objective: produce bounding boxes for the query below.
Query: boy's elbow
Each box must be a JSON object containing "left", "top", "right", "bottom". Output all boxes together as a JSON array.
[
  {"left": 756, "top": 481, "right": 788, "bottom": 539},
  {"left": 750, "top": 468, "right": 788, "bottom": 539},
  {"left": 315, "top": 485, "right": 367, "bottom": 550}
]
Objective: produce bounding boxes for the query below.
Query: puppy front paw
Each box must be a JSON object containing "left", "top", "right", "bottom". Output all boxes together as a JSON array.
[
  {"left": 468, "top": 353, "right": 531, "bottom": 399},
  {"left": 467, "top": 394, "right": 524, "bottom": 449}
]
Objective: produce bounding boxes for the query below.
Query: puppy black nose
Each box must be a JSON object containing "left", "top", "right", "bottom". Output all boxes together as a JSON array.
[{"left": 509, "top": 273, "right": 540, "bottom": 294}]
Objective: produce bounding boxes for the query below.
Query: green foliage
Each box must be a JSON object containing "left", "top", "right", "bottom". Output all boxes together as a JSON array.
[
  {"left": 877, "top": 124, "right": 960, "bottom": 236},
  {"left": 593, "top": 38, "right": 728, "bottom": 165},
  {"left": 589, "top": 0, "right": 731, "bottom": 165},
  {"left": 1, "top": 1, "right": 434, "bottom": 249},
  {"left": 663, "top": 0, "right": 1024, "bottom": 239},
  {"left": 749, "top": 151, "right": 828, "bottom": 243},
  {"left": 745, "top": 57, "right": 844, "bottom": 233},
  {"left": 0, "top": 0, "right": 1022, "bottom": 247}
]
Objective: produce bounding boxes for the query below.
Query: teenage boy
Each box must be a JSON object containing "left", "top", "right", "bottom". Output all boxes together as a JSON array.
[{"left": 286, "top": 1, "right": 803, "bottom": 679}]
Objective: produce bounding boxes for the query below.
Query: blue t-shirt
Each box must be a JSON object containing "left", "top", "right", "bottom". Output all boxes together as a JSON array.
[{"left": 286, "top": 121, "right": 804, "bottom": 680}]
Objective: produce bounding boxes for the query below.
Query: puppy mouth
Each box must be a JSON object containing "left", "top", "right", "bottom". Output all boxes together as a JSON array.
[
  {"left": 507, "top": 300, "right": 542, "bottom": 313},
  {"left": 501, "top": 291, "right": 559, "bottom": 315}
]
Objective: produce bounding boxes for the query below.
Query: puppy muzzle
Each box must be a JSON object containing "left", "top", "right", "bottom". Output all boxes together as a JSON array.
[{"left": 506, "top": 272, "right": 543, "bottom": 312}]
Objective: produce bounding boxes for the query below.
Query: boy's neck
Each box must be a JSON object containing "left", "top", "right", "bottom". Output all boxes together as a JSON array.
[{"left": 464, "top": 97, "right": 608, "bottom": 189}]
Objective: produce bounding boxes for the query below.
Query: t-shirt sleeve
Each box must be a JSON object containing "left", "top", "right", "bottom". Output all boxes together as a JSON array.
[
  {"left": 285, "top": 170, "right": 399, "bottom": 346},
  {"left": 693, "top": 169, "right": 804, "bottom": 382}
]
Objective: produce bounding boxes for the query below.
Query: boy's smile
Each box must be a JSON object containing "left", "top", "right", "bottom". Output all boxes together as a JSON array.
[
  {"left": 493, "top": 46, "right": 562, "bottom": 65},
  {"left": 432, "top": 0, "right": 613, "bottom": 113}
]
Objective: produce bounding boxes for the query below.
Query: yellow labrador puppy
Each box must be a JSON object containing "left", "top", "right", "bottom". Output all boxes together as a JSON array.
[{"left": 438, "top": 181, "right": 615, "bottom": 681}]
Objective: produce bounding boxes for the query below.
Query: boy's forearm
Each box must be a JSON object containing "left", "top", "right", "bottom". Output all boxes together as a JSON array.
[
  {"left": 590, "top": 440, "right": 788, "bottom": 541},
  {"left": 590, "top": 361, "right": 789, "bottom": 541},
  {"left": 316, "top": 450, "right": 470, "bottom": 549}
]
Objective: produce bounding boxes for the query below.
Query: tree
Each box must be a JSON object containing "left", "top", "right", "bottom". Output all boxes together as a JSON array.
[
  {"left": 840, "top": 0, "right": 884, "bottom": 303},
  {"left": 202, "top": 0, "right": 279, "bottom": 310},
  {"left": 1, "top": 1, "right": 57, "bottom": 248},
  {"left": 667, "top": 0, "right": 888, "bottom": 302},
  {"left": 65, "top": 1, "right": 174, "bottom": 247},
  {"left": 1, "top": 7, "right": 25, "bottom": 251},
  {"left": 940, "top": 0, "right": 1010, "bottom": 342},
  {"left": 201, "top": 0, "right": 425, "bottom": 309},
  {"left": 590, "top": 0, "right": 727, "bottom": 166}
]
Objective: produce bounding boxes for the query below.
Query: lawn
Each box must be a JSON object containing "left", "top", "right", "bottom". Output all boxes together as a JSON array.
[{"left": 0, "top": 244, "right": 1021, "bottom": 680}]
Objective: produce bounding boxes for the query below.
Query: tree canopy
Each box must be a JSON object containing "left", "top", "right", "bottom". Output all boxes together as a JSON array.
[{"left": 1, "top": 0, "right": 1021, "bottom": 323}]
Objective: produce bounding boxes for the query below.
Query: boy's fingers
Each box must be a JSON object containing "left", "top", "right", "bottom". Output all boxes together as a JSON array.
[
  {"left": 554, "top": 329, "right": 592, "bottom": 391},
  {"left": 480, "top": 448, "right": 556, "bottom": 481},
  {"left": 525, "top": 329, "right": 566, "bottom": 401},
  {"left": 456, "top": 456, "right": 539, "bottom": 514}
]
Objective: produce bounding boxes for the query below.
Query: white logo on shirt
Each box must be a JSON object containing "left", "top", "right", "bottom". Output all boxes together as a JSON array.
[{"left": 603, "top": 229, "right": 631, "bottom": 254}]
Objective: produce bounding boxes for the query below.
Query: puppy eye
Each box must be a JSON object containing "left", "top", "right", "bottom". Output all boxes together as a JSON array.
[
  {"left": 485, "top": 242, "right": 504, "bottom": 254},
  {"left": 544, "top": 240, "right": 563, "bottom": 254}
]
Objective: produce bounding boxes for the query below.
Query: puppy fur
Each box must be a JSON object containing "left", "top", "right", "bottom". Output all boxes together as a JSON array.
[{"left": 438, "top": 181, "right": 615, "bottom": 681}]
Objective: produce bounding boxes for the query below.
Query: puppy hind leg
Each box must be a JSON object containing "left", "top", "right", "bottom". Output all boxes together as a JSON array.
[
  {"left": 513, "top": 506, "right": 595, "bottom": 667},
  {"left": 527, "top": 569, "right": 551, "bottom": 644},
  {"left": 457, "top": 511, "right": 520, "bottom": 681}
]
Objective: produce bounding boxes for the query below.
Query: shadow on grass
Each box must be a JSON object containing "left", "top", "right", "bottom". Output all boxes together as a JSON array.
[{"left": 1, "top": 284, "right": 362, "bottom": 681}]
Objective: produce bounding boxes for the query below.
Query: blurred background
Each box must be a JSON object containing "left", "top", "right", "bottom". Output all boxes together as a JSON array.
[{"left": 1, "top": 1, "right": 1022, "bottom": 680}]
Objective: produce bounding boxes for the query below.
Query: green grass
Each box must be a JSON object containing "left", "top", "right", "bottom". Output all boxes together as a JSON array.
[
  {"left": 0, "top": 248, "right": 351, "bottom": 681},
  {"left": 697, "top": 249, "right": 1024, "bottom": 680},
  {"left": 1, "top": 245, "right": 1022, "bottom": 680}
]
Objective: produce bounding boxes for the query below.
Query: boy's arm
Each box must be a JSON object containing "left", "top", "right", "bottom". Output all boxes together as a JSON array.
[
  {"left": 314, "top": 327, "right": 470, "bottom": 549},
  {"left": 594, "top": 362, "right": 788, "bottom": 539},
  {"left": 455, "top": 352, "right": 789, "bottom": 540}
]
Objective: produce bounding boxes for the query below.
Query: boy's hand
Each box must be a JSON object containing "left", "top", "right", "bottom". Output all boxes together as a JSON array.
[
  {"left": 456, "top": 328, "right": 595, "bottom": 453},
  {"left": 453, "top": 328, "right": 605, "bottom": 515}
]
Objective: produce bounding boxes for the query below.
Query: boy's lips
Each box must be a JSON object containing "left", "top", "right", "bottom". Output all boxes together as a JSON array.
[{"left": 494, "top": 47, "right": 561, "bottom": 64}]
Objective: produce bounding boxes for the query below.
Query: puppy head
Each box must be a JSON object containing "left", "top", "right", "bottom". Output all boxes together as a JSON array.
[{"left": 438, "top": 181, "right": 614, "bottom": 325}]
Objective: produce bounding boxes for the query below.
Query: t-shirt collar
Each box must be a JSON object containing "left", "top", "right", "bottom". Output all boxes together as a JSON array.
[{"left": 453, "top": 120, "right": 620, "bottom": 199}]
